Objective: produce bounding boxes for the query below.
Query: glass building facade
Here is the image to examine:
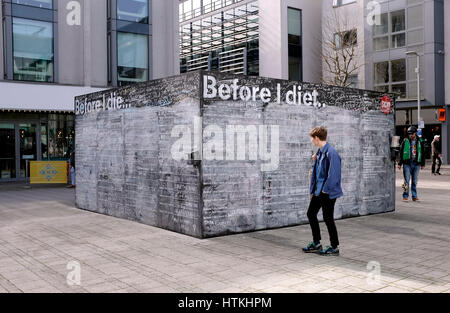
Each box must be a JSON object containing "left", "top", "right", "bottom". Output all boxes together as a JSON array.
[
  {"left": 179, "top": 0, "right": 247, "bottom": 23},
  {"left": 12, "top": 17, "right": 54, "bottom": 82},
  {"left": 288, "top": 7, "right": 302, "bottom": 81},
  {"left": 108, "top": 0, "right": 151, "bottom": 87},
  {"left": 117, "top": 32, "right": 148, "bottom": 85},
  {"left": 180, "top": 0, "right": 259, "bottom": 76},
  {"left": 11, "top": 0, "right": 52, "bottom": 9},
  {"left": 117, "top": 0, "right": 149, "bottom": 23}
]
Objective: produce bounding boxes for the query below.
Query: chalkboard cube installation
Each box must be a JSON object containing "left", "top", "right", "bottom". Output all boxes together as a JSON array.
[{"left": 75, "top": 71, "right": 396, "bottom": 239}]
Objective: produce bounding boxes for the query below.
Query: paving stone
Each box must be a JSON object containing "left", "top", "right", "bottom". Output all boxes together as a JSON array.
[{"left": 0, "top": 168, "right": 449, "bottom": 292}]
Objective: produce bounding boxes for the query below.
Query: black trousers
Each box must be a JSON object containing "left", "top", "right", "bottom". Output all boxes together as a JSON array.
[
  {"left": 307, "top": 193, "right": 339, "bottom": 248},
  {"left": 432, "top": 154, "right": 442, "bottom": 174}
]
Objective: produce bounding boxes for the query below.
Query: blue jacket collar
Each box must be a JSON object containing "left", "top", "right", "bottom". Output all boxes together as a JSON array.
[{"left": 319, "top": 143, "right": 330, "bottom": 154}]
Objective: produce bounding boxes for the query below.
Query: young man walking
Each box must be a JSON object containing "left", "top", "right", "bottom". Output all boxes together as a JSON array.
[
  {"left": 398, "top": 126, "right": 425, "bottom": 201},
  {"left": 431, "top": 135, "right": 442, "bottom": 176},
  {"left": 302, "top": 126, "right": 343, "bottom": 256}
]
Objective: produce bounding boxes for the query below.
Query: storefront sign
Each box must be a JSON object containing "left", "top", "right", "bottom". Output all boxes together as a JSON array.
[{"left": 30, "top": 161, "right": 68, "bottom": 184}]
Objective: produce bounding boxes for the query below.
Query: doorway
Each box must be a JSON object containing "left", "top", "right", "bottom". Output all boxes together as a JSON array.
[{"left": 0, "top": 121, "right": 40, "bottom": 182}]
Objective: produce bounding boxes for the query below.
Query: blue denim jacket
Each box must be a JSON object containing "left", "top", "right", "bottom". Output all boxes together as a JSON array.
[{"left": 310, "top": 143, "right": 344, "bottom": 200}]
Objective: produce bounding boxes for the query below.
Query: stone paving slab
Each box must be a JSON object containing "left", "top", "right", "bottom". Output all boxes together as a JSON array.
[{"left": 0, "top": 166, "right": 449, "bottom": 293}]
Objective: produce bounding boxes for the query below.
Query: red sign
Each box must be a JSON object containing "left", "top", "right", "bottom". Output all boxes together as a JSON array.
[
  {"left": 380, "top": 95, "right": 392, "bottom": 114},
  {"left": 439, "top": 109, "right": 446, "bottom": 122}
]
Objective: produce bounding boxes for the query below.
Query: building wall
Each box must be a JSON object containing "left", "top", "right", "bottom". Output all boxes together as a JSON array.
[
  {"left": 0, "top": 2, "right": 3, "bottom": 79},
  {"left": 259, "top": 0, "right": 283, "bottom": 79},
  {"left": 85, "top": 0, "right": 108, "bottom": 87},
  {"left": 152, "top": 0, "right": 180, "bottom": 79},
  {"left": 58, "top": 0, "right": 85, "bottom": 85},
  {"left": 259, "top": 0, "right": 322, "bottom": 83},
  {"left": 444, "top": 0, "right": 450, "bottom": 164},
  {"left": 322, "top": 0, "right": 365, "bottom": 88}
]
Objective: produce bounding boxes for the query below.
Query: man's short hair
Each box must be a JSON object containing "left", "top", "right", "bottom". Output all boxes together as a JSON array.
[{"left": 310, "top": 126, "right": 327, "bottom": 141}]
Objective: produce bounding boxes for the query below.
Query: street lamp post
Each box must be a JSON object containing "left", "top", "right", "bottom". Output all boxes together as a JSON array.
[{"left": 406, "top": 51, "right": 421, "bottom": 128}]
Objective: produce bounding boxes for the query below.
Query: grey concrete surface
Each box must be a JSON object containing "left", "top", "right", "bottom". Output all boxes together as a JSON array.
[{"left": 0, "top": 165, "right": 449, "bottom": 293}]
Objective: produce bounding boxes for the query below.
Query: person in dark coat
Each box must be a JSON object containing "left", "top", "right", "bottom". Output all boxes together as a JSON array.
[{"left": 398, "top": 126, "right": 425, "bottom": 201}]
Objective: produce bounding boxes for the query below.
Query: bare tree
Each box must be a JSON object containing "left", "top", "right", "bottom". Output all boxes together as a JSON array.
[{"left": 321, "top": 9, "right": 363, "bottom": 88}]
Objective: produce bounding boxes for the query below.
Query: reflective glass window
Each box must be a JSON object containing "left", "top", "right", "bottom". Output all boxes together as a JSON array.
[
  {"left": 13, "top": 18, "right": 54, "bottom": 82},
  {"left": 117, "top": 32, "right": 148, "bottom": 86}
]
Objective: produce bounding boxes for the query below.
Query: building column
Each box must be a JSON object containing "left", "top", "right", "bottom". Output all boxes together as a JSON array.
[{"left": 443, "top": 105, "right": 449, "bottom": 165}]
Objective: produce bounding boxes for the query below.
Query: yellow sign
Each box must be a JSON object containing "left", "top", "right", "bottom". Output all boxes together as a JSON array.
[{"left": 30, "top": 161, "right": 68, "bottom": 184}]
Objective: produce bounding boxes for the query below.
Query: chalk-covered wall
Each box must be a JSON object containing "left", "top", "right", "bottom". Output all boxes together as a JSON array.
[
  {"left": 75, "top": 71, "right": 395, "bottom": 239},
  {"left": 75, "top": 72, "right": 203, "bottom": 238},
  {"left": 201, "top": 73, "right": 395, "bottom": 237}
]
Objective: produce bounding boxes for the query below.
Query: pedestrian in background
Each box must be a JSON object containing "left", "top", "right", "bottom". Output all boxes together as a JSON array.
[
  {"left": 398, "top": 126, "right": 425, "bottom": 202},
  {"left": 431, "top": 135, "right": 442, "bottom": 176},
  {"left": 67, "top": 148, "right": 76, "bottom": 188},
  {"left": 302, "top": 126, "right": 343, "bottom": 256}
]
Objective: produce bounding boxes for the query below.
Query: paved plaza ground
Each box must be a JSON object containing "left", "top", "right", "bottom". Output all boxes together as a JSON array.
[{"left": 0, "top": 165, "right": 450, "bottom": 293}]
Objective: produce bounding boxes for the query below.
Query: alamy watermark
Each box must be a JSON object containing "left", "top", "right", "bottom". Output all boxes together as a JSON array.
[
  {"left": 66, "top": 261, "right": 81, "bottom": 286},
  {"left": 366, "top": 261, "right": 382, "bottom": 286},
  {"left": 171, "top": 117, "right": 280, "bottom": 172}
]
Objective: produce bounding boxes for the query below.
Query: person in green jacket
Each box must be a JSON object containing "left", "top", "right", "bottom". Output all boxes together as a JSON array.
[{"left": 397, "top": 126, "right": 425, "bottom": 202}]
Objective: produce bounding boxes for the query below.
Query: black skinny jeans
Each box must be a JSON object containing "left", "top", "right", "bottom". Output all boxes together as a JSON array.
[{"left": 307, "top": 192, "right": 339, "bottom": 248}]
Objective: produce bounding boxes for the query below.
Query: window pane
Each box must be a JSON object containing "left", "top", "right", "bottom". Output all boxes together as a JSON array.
[
  {"left": 288, "top": 8, "right": 302, "bottom": 81},
  {"left": 288, "top": 8, "right": 301, "bottom": 37},
  {"left": 192, "top": 0, "right": 201, "bottom": 10},
  {"left": 12, "top": 0, "right": 52, "bottom": 9},
  {"left": 117, "top": 32, "right": 148, "bottom": 85},
  {"left": 203, "top": 0, "right": 212, "bottom": 13},
  {"left": 373, "top": 36, "right": 388, "bottom": 51},
  {"left": 373, "top": 13, "right": 388, "bottom": 36},
  {"left": 47, "top": 114, "right": 72, "bottom": 160},
  {"left": 391, "top": 59, "right": 406, "bottom": 82},
  {"left": 407, "top": 5, "right": 423, "bottom": 29},
  {"left": 334, "top": 33, "right": 341, "bottom": 49},
  {"left": 392, "top": 83, "right": 406, "bottom": 99},
  {"left": 407, "top": 29, "right": 424, "bottom": 45},
  {"left": 374, "top": 61, "right": 389, "bottom": 84},
  {"left": 391, "top": 10, "right": 405, "bottom": 32},
  {"left": 391, "top": 33, "right": 405, "bottom": 48},
  {"left": 374, "top": 85, "right": 389, "bottom": 93},
  {"left": 348, "top": 75, "right": 358, "bottom": 88},
  {"left": 117, "top": 0, "right": 149, "bottom": 23},
  {"left": 13, "top": 17, "right": 53, "bottom": 82}
]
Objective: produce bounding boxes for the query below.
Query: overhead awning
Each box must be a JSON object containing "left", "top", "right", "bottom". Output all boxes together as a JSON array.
[{"left": 0, "top": 81, "right": 106, "bottom": 113}]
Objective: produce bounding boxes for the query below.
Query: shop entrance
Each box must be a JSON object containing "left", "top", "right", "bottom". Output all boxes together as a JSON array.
[
  {"left": 0, "top": 113, "right": 75, "bottom": 182},
  {"left": 0, "top": 121, "right": 39, "bottom": 181}
]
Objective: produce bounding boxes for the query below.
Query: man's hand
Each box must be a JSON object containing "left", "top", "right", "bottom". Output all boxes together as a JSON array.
[
  {"left": 397, "top": 164, "right": 402, "bottom": 170},
  {"left": 312, "top": 154, "right": 317, "bottom": 162}
]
